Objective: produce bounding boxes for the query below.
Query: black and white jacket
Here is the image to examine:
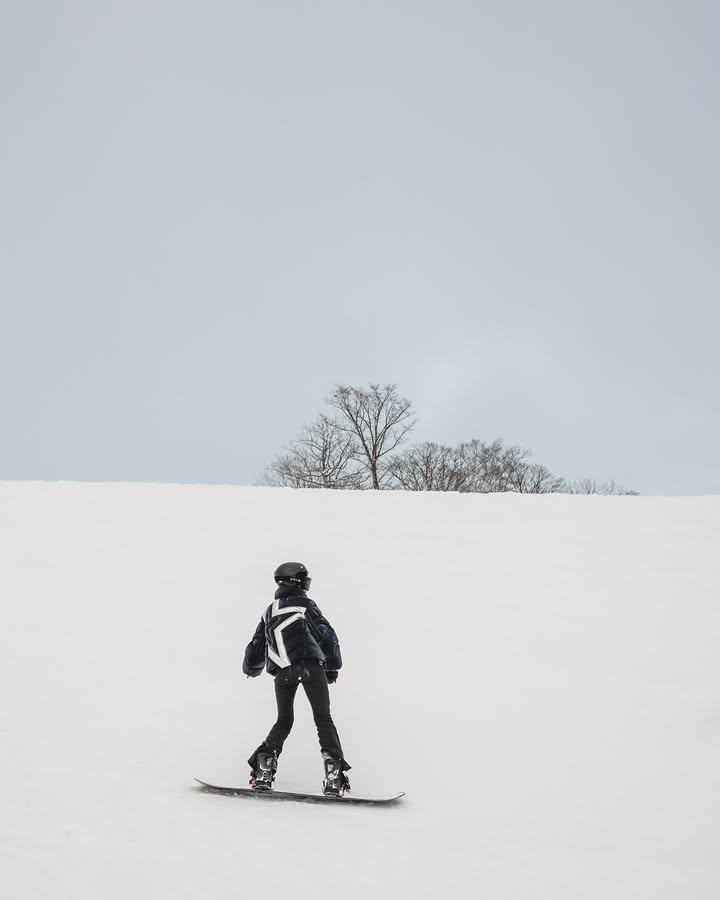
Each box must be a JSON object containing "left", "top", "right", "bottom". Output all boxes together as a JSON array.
[{"left": 243, "top": 585, "right": 343, "bottom": 677}]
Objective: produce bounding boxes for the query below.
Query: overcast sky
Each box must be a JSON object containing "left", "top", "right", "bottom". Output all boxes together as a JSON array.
[{"left": 1, "top": 0, "right": 718, "bottom": 494}]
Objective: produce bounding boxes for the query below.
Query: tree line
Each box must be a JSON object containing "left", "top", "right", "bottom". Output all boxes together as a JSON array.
[{"left": 264, "top": 384, "right": 637, "bottom": 495}]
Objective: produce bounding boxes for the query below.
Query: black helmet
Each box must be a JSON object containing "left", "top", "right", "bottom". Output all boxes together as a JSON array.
[{"left": 274, "top": 562, "right": 311, "bottom": 592}]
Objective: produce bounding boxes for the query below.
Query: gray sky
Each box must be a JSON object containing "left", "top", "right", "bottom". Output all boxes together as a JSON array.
[{"left": 1, "top": 0, "right": 718, "bottom": 494}]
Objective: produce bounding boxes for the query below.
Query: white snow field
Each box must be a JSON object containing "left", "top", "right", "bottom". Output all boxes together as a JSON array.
[{"left": 1, "top": 482, "right": 719, "bottom": 899}]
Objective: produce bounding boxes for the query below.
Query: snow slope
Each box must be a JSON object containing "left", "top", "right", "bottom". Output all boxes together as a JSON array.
[{"left": 1, "top": 482, "right": 718, "bottom": 899}]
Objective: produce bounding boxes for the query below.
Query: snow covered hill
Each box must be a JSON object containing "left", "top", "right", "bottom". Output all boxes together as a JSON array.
[{"left": 1, "top": 482, "right": 718, "bottom": 899}]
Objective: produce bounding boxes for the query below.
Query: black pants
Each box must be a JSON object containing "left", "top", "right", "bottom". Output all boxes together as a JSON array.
[{"left": 249, "top": 660, "right": 348, "bottom": 769}]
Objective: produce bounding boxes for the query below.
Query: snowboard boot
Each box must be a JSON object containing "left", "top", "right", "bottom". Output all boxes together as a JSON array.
[
  {"left": 322, "top": 752, "right": 350, "bottom": 798},
  {"left": 250, "top": 749, "right": 278, "bottom": 791}
]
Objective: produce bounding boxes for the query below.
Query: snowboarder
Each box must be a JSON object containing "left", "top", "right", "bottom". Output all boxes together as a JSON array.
[{"left": 243, "top": 562, "right": 351, "bottom": 796}]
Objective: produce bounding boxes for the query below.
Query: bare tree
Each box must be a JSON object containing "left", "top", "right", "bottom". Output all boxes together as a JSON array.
[
  {"left": 263, "top": 385, "right": 635, "bottom": 495},
  {"left": 266, "top": 416, "right": 365, "bottom": 489},
  {"left": 386, "top": 438, "right": 565, "bottom": 494},
  {"left": 563, "top": 478, "right": 638, "bottom": 496},
  {"left": 386, "top": 442, "right": 465, "bottom": 491},
  {"left": 455, "top": 439, "right": 530, "bottom": 492},
  {"left": 327, "top": 384, "right": 416, "bottom": 489},
  {"left": 508, "top": 462, "right": 565, "bottom": 494},
  {"left": 449, "top": 440, "right": 565, "bottom": 493}
]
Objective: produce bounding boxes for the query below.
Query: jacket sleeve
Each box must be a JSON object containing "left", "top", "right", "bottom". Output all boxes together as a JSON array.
[
  {"left": 307, "top": 601, "right": 343, "bottom": 671},
  {"left": 243, "top": 618, "right": 266, "bottom": 677}
]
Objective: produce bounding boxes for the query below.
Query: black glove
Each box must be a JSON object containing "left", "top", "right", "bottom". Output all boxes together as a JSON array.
[{"left": 326, "top": 670, "right": 339, "bottom": 684}]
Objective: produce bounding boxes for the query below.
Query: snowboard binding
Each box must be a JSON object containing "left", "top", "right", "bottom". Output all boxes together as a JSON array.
[
  {"left": 250, "top": 749, "right": 278, "bottom": 791},
  {"left": 322, "top": 752, "right": 350, "bottom": 798}
]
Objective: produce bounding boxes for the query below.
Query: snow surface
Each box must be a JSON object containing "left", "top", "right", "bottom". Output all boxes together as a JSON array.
[{"left": 1, "top": 481, "right": 719, "bottom": 899}]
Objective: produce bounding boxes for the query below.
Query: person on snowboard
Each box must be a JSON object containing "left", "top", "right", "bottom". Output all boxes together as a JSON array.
[{"left": 243, "top": 562, "right": 351, "bottom": 796}]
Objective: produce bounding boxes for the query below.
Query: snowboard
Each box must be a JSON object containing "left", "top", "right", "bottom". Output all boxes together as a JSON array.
[{"left": 194, "top": 779, "right": 404, "bottom": 806}]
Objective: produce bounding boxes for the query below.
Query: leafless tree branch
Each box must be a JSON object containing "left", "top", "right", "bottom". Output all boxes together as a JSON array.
[
  {"left": 263, "top": 384, "right": 636, "bottom": 495},
  {"left": 265, "top": 415, "right": 367, "bottom": 489},
  {"left": 327, "top": 384, "right": 416, "bottom": 489},
  {"left": 562, "top": 478, "right": 638, "bottom": 495}
]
